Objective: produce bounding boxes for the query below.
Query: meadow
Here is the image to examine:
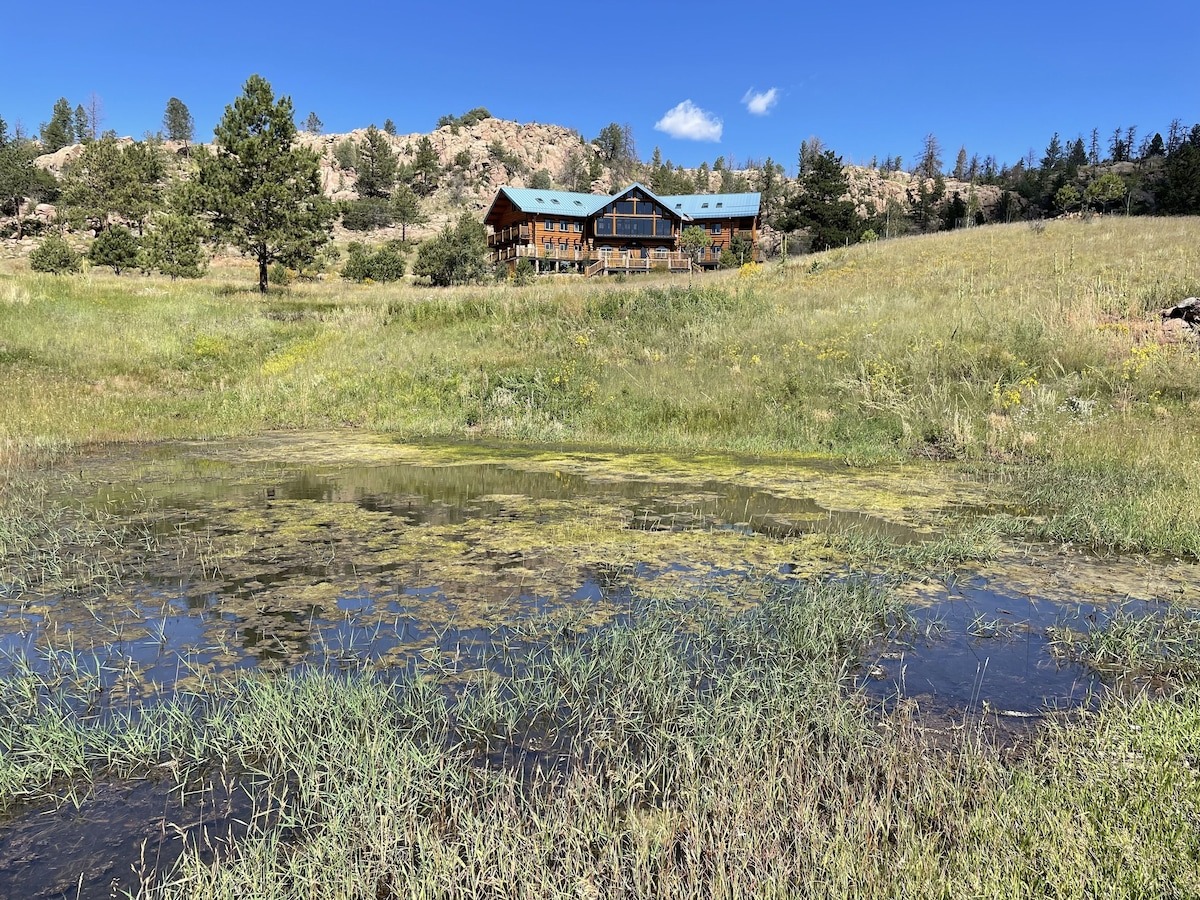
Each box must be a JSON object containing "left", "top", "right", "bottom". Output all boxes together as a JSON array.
[{"left": 2, "top": 216, "right": 1200, "bottom": 898}]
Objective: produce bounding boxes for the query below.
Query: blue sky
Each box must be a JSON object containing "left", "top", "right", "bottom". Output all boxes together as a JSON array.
[{"left": 3, "top": 0, "right": 1196, "bottom": 174}]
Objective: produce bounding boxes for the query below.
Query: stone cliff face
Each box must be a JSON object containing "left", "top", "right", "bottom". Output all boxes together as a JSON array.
[{"left": 296, "top": 119, "right": 608, "bottom": 210}]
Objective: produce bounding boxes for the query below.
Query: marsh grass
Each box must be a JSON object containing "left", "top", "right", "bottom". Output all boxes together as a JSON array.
[
  {"left": 826, "top": 517, "right": 1005, "bottom": 576},
  {"left": 5, "top": 576, "right": 1197, "bottom": 898},
  {"left": 1048, "top": 603, "right": 1200, "bottom": 683},
  {"left": 0, "top": 475, "right": 161, "bottom": 596}
]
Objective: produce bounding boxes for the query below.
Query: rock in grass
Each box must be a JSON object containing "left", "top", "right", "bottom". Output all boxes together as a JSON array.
[{"left": 1162, "top": 297, "right": 1200, "bottom": 329}]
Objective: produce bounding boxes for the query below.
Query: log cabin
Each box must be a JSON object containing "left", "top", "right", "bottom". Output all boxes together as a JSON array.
[{"left": 484, "top": 182, "right": 760, "bottom": 275}]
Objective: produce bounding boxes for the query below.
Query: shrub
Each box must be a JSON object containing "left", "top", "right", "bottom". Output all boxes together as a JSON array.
[
  {"left": 143, "top": 214, "right": 208, "bottom": 279},
  {"left": 341, "top": 198, "right": 394, "bottom": 232},
  {"left": 28, "top": 233, "right": 81, "bottom": 274},
  {"left": 87, "top": 225, "right": 140, "bottom": 274},
  {"left": 0, "top": 218, "right": 47, "bottom": 239},
  {"left": 513, "top": 258, "right": 535, "bottom": 285},
  {"left": 333, "top": 139, "right": 358, "bottom": 171},
  {"left": 340, "top": 241, "right": 407, "bottom": 283},
  {"left": 269, "top": 262, "right": 293, "bottom": 285},
  {"left": 412, "top": 213, "right": 489, "bottom": 286}
]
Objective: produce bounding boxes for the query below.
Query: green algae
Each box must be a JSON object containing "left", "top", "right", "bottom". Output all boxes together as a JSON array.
[{"left": 5, "top": 430, "right": 1196, "bottom": 697}]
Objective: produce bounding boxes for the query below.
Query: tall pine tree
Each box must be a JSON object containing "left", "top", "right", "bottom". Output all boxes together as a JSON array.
[
  {"left": 163, "top": 97, "right": 195, "bottom": 148},
  {"left": 193, "top": 75, "right": 334, "bottom": 293},
  {"left": 40, "top": 98, "right": 74, "bottom": 152},
  {"left": 778, "top": 150, "right": 862, "bottom": 250}
]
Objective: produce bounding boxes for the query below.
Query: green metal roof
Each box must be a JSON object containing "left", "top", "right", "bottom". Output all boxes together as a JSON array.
[
  {"left": 485, "top": 184, "right": 760, "bottom": 225},
  {"left": 491, "top": 186, "right": 609, "bottom": 218},
  {"left": 657, "top": 193, "right": 761, "bottom": 218}
]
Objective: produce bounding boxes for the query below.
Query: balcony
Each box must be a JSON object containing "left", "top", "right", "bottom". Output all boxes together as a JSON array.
[{"left": 486, "top": 224, "right": 531, "bottom": 247}]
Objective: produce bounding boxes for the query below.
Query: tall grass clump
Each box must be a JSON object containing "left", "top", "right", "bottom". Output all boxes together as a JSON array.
[{"left": 1049, "top": 602, "right": 1200, "bottom": 683}]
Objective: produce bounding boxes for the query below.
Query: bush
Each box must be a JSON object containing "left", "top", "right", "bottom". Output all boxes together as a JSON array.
[
  {"left": 341, "top": 198, "right": 394, "bottom": 232},
  {"left": 341, "top": 241, "right": 407, "bottom": 283},
  {"left": 28, "top": 233, "right": 81, "bottom": 274},
  {"left": 333, "top": 139, "right": 358, "bottom": 171},
  {"left": 269, "top": 262, "right": 293, "bottom": 285},
  {"left": 412, "top": 213, "right": 489, "bottom": 287},
  {"left": 143, "top": 214, "right": 207, "bottom": 279},
  {"left": 87, "top": 225, "right": 140, "bottom": 274},
  {"left": 437, "top": 108, "right": 492, "bottom": 129},
  {"left": 513, "top": 258, "right": 535, "bottom": 285},
  {"left": 0, "top": 218, "right": 46, "bottom": 239}
]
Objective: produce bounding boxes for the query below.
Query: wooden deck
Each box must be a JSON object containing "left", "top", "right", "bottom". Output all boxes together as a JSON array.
[{"left": 493, "top": 244, "right": 693, "bottom": 275}]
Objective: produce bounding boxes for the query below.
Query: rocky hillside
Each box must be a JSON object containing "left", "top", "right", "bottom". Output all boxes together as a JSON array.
[{"left": 16, "top": 115, "right": 1009, "bottom": 247}]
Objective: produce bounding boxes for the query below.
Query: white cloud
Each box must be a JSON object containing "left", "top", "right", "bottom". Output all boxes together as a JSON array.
[
  {"left": 742, "top": 87, "right": 779, "bottom": 116},
  {"left": 654, "top": 100, "right": 723, "bottom": 142}
]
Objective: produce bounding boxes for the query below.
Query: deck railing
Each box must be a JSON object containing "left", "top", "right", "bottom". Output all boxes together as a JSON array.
[
  {"left": 492, "top": 245, "right": 694, "bottom": 272},
  {"left": 486, "top": 225, "right": 532, "bottom": 248}
]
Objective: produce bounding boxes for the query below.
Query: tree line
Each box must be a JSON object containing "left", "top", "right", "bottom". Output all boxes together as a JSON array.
[
  {"left": 4, "top": 82, "right": 1200, "bottom": 282},
  {"left": 1, "top": 78, "right": 490, "bottom": 290}
]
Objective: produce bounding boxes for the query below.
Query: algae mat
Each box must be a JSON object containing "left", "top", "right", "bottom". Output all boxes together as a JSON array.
[{"left": 4, "top": 430, "right": 1196, "bottom": 708}]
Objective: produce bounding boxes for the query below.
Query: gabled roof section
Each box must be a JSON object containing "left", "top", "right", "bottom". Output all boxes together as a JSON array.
[
  {"left": 597, "top": 183, "right": 691, "bottom": 221},
  {"left": 658, "top": 192, "right": 761, "bottom": 219},
  {"left": 486, "top": 186, "right": 609, "bottom": 223}
]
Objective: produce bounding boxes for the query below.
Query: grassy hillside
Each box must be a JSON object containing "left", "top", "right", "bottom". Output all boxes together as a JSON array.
[{"left": 2, "top": 216, "right": 1200, "bottom": 553}]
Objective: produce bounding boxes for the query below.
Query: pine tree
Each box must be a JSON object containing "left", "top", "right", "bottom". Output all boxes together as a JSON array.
[
  {"left": 953, "top": 146, "right": 968, "bottom": 180},
  {"left": 408, "top": 136, "right": 440, "bottom": 196},
  {"left": 143, "top": 213, "right": 208, "bottom": 278},
  {"left": 778, "top": 150, "right": 862, "bottom": 250},
  {"left": 757, "top": 157, "right": 784, "bottom": 226},
  {"left": 74, "top": 105, "right": 88, "bottom": 144},
  {"left": 61, "top": 136, "right": 165, "bottom": 234},
  {"left": 1160, "top": 126, "right": 1200, "bottom": 214},
  {"left": 40, "top": 98, "right": 74, "bottom": 152},
  {"left": 383, "top": 119, "right": 397, "bottom": 136},
  {"left": 916, "top": 134, "right": 943, "bottom": 180},
  {"left": 163, "top": 97, "right": 194, "bottom": 147},
  {"left": 0, "top": 118, "right": 44, "bottom": 233},
  {"left": 192, "top": 74, "right": 334, "bottom": 293},
  {"left": 87, "top": 225, "right": 140, "bottom": 273},
  {"left": 304, "top": 112, "right": 323, "bottom": 135},
  {"left": 356, "top": 125, "right": 397, "bottom": 198}
]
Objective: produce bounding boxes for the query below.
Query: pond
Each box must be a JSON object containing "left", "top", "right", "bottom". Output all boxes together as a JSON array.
[{"left": 2, "top": 431, "right": 1197, "bottom": 898}]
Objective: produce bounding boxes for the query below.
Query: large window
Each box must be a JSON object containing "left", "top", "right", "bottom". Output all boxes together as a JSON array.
[
  {"left": 655, "top": 219, "right": 673, "bottom": 237},
  {"left": 615, "top": 217, "right": 654, "bottom": 237}
]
